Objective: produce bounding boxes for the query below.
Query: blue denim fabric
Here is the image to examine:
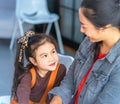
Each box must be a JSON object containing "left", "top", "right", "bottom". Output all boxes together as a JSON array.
[{"left": 49, "top": 37, "right": 120, "bottom": 104}]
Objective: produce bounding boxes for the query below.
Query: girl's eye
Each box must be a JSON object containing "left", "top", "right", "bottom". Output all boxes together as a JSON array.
[
  {"left": 44, "top": 55, "right": 47, "bottom": 57},
  {"left": 51, "top": 49, "right": 57, "bottom": 54},
  {"left": 52, "top": 50, "right": 56, "bottom": 53},
  {"left": 41, "top": 54, "right": 47, "bottom": 58}
]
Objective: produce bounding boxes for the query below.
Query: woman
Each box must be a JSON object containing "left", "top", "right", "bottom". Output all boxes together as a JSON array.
[{"left": 49, "top": 0, "right": 120, "bottom": 104}]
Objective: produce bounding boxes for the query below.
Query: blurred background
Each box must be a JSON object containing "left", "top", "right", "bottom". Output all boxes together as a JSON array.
[{"left": 0, "top": 0, "right": 84, "bottom": 97}]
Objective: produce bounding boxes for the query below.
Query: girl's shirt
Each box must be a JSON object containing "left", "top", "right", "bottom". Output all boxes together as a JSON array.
[{"left": 17, "top": 64, "right": 66, "bottom": 104}]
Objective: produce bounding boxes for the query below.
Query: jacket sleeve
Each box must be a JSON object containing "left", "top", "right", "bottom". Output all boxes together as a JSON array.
[{"left": 49, "top": 60, "right": 76, "bottom": 104}]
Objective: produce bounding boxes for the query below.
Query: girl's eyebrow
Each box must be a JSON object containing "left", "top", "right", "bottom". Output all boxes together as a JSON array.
[{"left": 40, "top": 47, "right": 56, "bottom": 56}]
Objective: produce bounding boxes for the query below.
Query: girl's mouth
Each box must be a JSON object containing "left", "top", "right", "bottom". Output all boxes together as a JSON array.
[{"left": 49, "top": 62, "right": 56, "bottom": 66}]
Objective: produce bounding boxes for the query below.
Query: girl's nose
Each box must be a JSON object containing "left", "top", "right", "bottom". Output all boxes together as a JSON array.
[{"left": 49, "top": 55, "right": 54, "bottom": 61}]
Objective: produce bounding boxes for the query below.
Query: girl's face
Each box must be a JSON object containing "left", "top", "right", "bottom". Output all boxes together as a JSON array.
[
  {"left": 79, "top": 8, "right": 105, "bottom": 43},
  {"left": 29, "top": 42, "right": 59, "bottom": 77}
]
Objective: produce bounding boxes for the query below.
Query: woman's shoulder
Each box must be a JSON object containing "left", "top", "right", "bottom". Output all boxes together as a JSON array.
[
  {"left": 75, "top": 37, "right": 95, "bottom": 59},
  {"left": 78, "top": 37, "right": 94, "bottom": 51}
]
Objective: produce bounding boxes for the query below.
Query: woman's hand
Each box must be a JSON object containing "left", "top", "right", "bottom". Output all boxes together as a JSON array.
[{"left": 50, "top": 95, "right": 62, "bottom": 104}]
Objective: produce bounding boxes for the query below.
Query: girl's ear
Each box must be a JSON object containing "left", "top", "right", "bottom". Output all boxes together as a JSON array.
[{"left": 29, "top": 57, "right": 37, "bottom": 66}]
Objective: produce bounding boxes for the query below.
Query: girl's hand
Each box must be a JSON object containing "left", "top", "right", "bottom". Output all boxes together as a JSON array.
[{"left": 50, "top": 95, "right": 62, "bottom": 104}]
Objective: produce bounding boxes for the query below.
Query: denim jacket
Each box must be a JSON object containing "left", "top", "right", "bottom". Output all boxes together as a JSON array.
[{"left": 49, "top": 37, "right": 120, "bottom": 104}]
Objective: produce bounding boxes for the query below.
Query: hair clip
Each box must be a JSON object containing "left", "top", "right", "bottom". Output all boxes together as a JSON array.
[
  {"left": 18, "top": 31, "right": 35, "bottom": 49},
  {"left": 18, "top": 30, "right": 35, "bottom": 62}
]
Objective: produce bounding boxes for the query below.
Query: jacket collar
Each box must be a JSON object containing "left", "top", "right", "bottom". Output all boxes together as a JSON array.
[{"left": 106, "top": 40, "right": 120, "bottom": 64}]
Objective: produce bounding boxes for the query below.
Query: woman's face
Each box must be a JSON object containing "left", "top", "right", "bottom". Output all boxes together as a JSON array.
[
  {"left": 79, "top": 8, "right": 105, "bottom": 43},
  {"left": 29, "top": 41, "right": 59, "bottom": 76}
]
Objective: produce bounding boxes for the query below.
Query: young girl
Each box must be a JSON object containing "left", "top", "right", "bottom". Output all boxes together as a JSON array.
[{"left": 11, "top": 30, "right": 66, "bottom": 104}]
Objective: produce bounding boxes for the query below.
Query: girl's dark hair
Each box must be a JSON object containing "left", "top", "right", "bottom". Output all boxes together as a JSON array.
[
  {"left": 81, "top": 0, "right": 120, "bottom": 59},
  {"left": 11, "top": 32, "right": 57, "bottom": 99}
]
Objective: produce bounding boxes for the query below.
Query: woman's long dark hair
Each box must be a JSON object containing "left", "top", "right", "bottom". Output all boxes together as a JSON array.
[{"left": 11, "top": 31, "right": 57, "bottom": 99}]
